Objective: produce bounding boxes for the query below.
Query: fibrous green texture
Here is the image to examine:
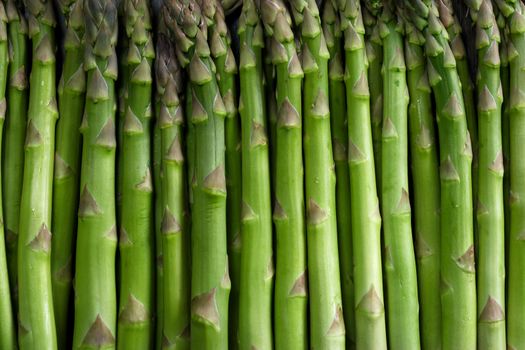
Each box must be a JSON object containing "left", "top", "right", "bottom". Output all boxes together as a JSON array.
[
  {"left": 495, "top": 1, "right": 511, "bottom": 294},
  {"left": 379, "top": 6, "right": 420, "bottom": 349},
  {"left": 437, "top": 0, "right": 479, "bottom": 238},
  {"left": 165, "top": 0, "right": 230, "bottom": 347},
  {"left": 288, "top": 0, "right": 344, "bottom": 347},
  {"left": 153, "top": 107, "right": 163, "bottom": 350},
  {"left": 0, "top": 2, "right": 16, "bottom": 349},
  {"left": 261, "top": 0, "right": 307, "bottom": 348},
  {"left": 237, "top": 0, "right": 274, "bottom": 348},
  {"left": 116, "top": 28, "right": 127, "bottom": 230},
  {"left": 323, "top": 1, "right": 355, "bottom": 347},
  {"left": 117, "top": 0, "right": 155, "bottom": 347},
  {"left": 362, "top": 5, "right": 383, "bottom": 198},
  {"left": 3, "top": 0, "right": 28, "bottom": 312},
  {"left": 51, "top": 1, "right": 85, "bottom": 347},
  {"left": 466, "top": 1, "right": 506, "bottom": 348},
  {"left": 207, "top": 5, "right": 242, "bottom": 348},
  {"left": 419, "top": 2, "right": 476, "bottom": 347},
  {"left": 265, "top": 39, "right": 278, "bottom": 188},
  {"left": 118, "top": 0, "right": 156, "bottom": 343},
  {"left": 338, "top": 0, "right": 387, "bottom": 348},
  {"left": 495, "top": 0, "right": 525, "bottom": 347},
  {"left": 17, "top": 0, "right": 58, "bottom": 348},
  {"left": 155, "top": 25, "right": 191, "bottom": 350},
  {"left": 72, "top": 0, "right": 118, "bottom": 348},
  {"left": 405, "top": 19, "right": 441, "bottom": 350}
]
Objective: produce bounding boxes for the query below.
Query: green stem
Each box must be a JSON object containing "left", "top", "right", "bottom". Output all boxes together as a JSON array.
[
  {"left": 164, "top": 1, "right": 230, "bottom": 347},
  {"left": 339, "top": 0, "right": 387, "bottom": 348},
  {"left": 237, "top": 1, "right": 274, "bottom": 348},
  {"left": 153, "top": 115, "right": 163, "bottom": 350},
  {"left": 51, "top": 2, "right": 85, "bottom": 347},
  {"left": 405, "top": 20, "right": 441, "bottom": 350},
  {"left": 422, "top": 4, "right": 476, "bottom": 347},
  {"left": 209, "top": 7, "right": 242, "bottom": 348},
  {"left": 72, "top": 1, "right": 118, "bottom": 348},
  {"left": 288, "top": 0, "right": 344, "bottom": 347},
  {"left": 3, "top": 0, "right": 28, "bottom": 313},
  {"left": 465, "top": 1, "right": 507, "bottom": 349},
  {"left": 261, "top": 0, "right": 308, "bottom": 347},
  {"left": 156, "top": 28, "right": 191, "bottom": 350},
  {"left": 0, "top": 2, "right": 16, "bottom": 349},
  {"left": 324, "top": 2, "right": 355, "bottom": 347},
  {"left": 379, "top": 9, "right": 420, "bottom": 349},
  {"left": 438, "top": 0, "right": 479, "bottom": 251},
  {"left": 17, "top": 0, "right": 58, "bottom": 348},
  {"left": 363, "top": 6, "right": 383, "bottom": 199},
  {"left": 117, "top": 0, "right": 155, "bottom": 347},
  {"left": 496, "top": 1, "right": 525, "bottom": 347}
]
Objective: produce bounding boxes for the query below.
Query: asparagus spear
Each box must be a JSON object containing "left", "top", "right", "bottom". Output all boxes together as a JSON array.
[
  {"left": 377, "top": 5, "right": 421, "bottom": 348},
  {"left": 51, "top": 0, "right": 85, "bottom": 346},
  {"left": 265, "top": 40, "right": 278, "bottom": 187},
  {"left": 164, "top": 0, "right": 230, "bottom": 347},
  {"left": 117, "top": 0, "right": 155, "bottom": 347},
  {"left": 493, "top": 0, "right": 525, "bottom": 347},
  {"left": 404, "top": 18, "right": 441, "bottom": 350},
  {"left": 464, "top": 1, "right": 506, "bottom": 348},
  {"left": 156, "top": 27, "right": 191, "bottom": 350},
  {"left": 260, "top": 0, "right": 307, "bottom": 348},
  {"left": 0, "top": 2, "right": 16, "bottom": 348},
  {"left": 3, "top": 0, "right": 28, "bottom": 311},
  {"left": 495, "top": 2, "right": 510, "bottom": 292},
  {"left": 362, "top": 5, "right": 383, "bottom": 198},
  {"left": 17, "top": 0, "right": 58, "bottom": 347},
  {"left": 337, "top": 0, "right": 387, "bottom": 348},
  {"left": 323, "top": 2, "right": 355, "bottom": 347},
  {"left": 116, "top": 0, "right": 128, "bottom": 228},
  {"left": 153, "top": 112, "right": 163, "bottom": 350},
  {"left": 72, "top": 0, "right": 118, "bottom": 348},
  {"left": 288, "top": 0, "right": 345, "bottom": 348},
  {"left": 412, "top": 1, "right": 476, "bottom": 347},
  {"left": 437, "top": 0, "right": 479, "bottom": 238},
  {"left": 237, "top": 0, "right": 274, "bottom": 347},
  {"left": 208, "top": 5, "right": 242, "bottom": 347}
]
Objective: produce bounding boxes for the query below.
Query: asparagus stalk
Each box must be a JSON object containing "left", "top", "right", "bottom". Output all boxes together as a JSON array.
[
  {"left": 362, "top": 5, "right": 383, "bottom": 198},
  {"left": 338, "top": 0, "right": 387, "bottom": 348},
  {"left": 208, "top": 6, "right": 242, "bottom": 348},
  {"left": 164, "top": 1, "right": 230, "bottom": 347},
  {"left": 117, "top": 0, "right": 155, "bottom": 347},
  {"left": 496, "top": 4, "right": 510, "bottom": 290},
  {"left": 465, "top": 1, "right": 506, "bottom": 348},
  {"left": 437, "top": 0, "right": 479, "bottom": 235},
  {"left": 414, "top": 1, "right": 476, "bottom": 347},
  {"left": 152, "top": 15, "right": 166, "bottom": 342},
  {"left": 116, "top": 1, "right": 128, "bottom": 227},
  {"left": 377, "top": 6, "right": 421, "bottom": 348},
  {"left": 51, "top": 1, "right": 85, "bottom": 346},
  {"left": 404, "top": 18, "right": 441, "bottom": 350},
  {"left": 3, "top": 0, "right": 28, "bottom": 310},
  {"left": 237, "top": 0, "right": 274, "bottom": 348},
  {"left": 156, "top": 28, "right": 191, "bottom": 350},
  {"left": 265, "top": 40, "right": 278, "bottom": 186},
  {"left": 72, "top": 0, "right": 118, "bottom": 348},
  {"left": 493, "top": 0, "right": 525, "bottom": 347},
  {"left": 17, "top": 0, "right": 58, "bottom": 347},
  {"left": 0, "top": 2, "right": 16, "bottom": 348},
  {"left": 260, "top": 0, "right": 307, "bottom": 348},
  {"left": 323, "top": 2, "right": 355, "bottom": 347},
  {"left": 153, "top": 113, "right": 163, "bottom": 350},
  {"left": 288, "top": 0, "right": 345, "bottom": 348}
]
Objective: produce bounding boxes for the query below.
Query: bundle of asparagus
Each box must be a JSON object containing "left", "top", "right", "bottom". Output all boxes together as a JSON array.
[{"left": 2, "top": 0, "right": 525, "bottom": 349}]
